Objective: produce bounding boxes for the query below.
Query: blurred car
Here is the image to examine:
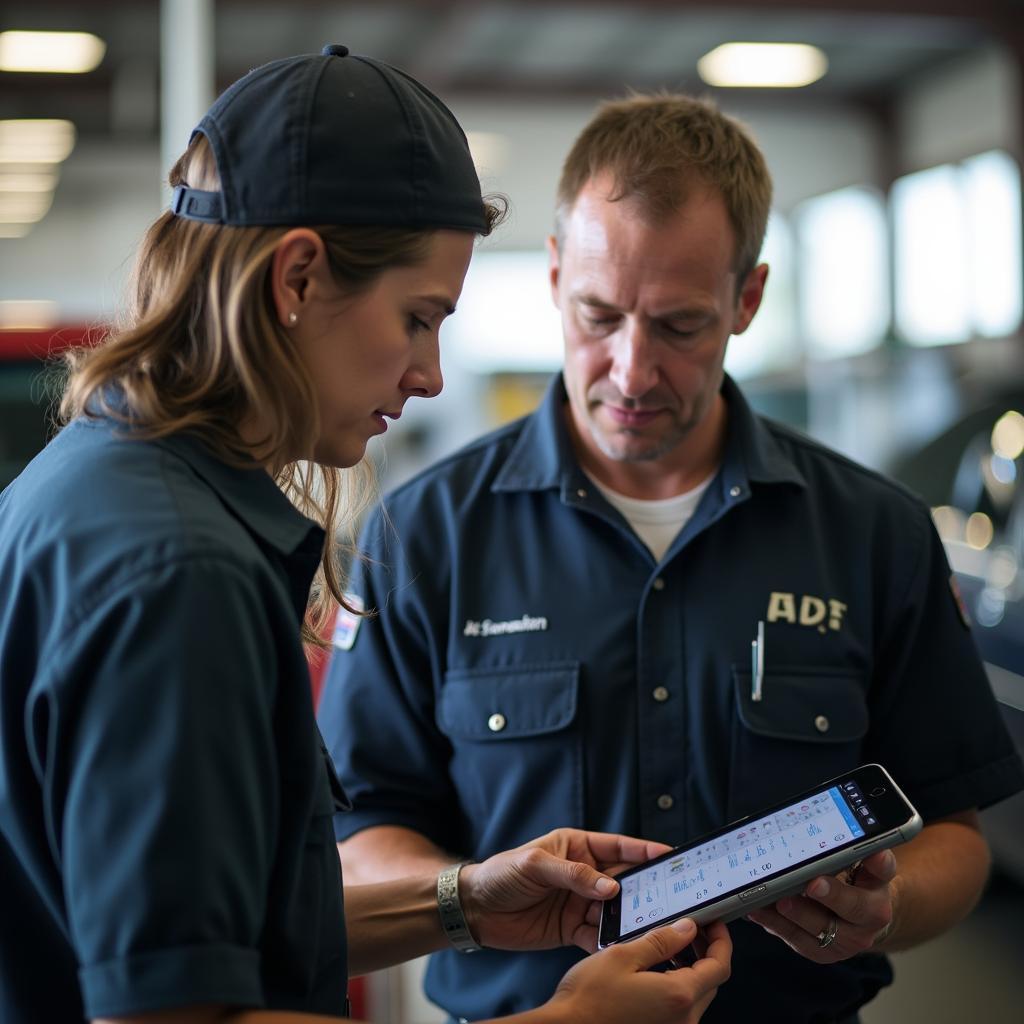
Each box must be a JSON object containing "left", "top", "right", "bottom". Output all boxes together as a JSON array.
[{"left": 890, "top": 394, "right": 1024, "bottom": 885}]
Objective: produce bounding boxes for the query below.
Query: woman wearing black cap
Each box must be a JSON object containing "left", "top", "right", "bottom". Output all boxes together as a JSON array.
[{"left": 0, "top": 47, "right": 730, "bottom": 1024}]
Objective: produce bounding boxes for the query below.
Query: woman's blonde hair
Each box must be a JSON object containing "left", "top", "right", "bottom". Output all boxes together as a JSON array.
[{"left": 61, "top": 134, "right": 504, "bottom": 648}]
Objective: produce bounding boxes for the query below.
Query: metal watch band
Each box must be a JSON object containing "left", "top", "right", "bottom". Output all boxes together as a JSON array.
[{"left": 436, "top": 862, "right": 481, "bottom": 953}]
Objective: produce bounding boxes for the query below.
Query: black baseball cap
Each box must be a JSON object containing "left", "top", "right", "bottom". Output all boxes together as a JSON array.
[{"left": 170, "top": 43, "right": 487, "bottom": 233}]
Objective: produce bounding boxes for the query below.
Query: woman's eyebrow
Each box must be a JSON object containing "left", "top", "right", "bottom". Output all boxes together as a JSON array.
[{"left": 417, "top": 294, "right": 457, "bottom": 315}]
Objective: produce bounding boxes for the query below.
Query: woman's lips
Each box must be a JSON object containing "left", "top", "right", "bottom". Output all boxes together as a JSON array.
[{"left": 370, "top": 409, "right": 402, "bottom": 434}]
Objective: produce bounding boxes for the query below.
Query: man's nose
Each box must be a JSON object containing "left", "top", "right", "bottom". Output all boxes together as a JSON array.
[{"left": 608, "top": 323, "right": 658, "bottom": 398}]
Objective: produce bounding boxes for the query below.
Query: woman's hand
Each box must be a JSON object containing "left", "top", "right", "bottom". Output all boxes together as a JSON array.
[
  {"left": 459, "top": 827, "right": 671, "bottom": 952},
  {"left": 541, "top": 918, "right": 732, "bottom": 1024}
]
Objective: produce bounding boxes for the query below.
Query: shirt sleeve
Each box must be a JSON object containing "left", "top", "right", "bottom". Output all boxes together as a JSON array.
[
  {"left": 33, "top": 555, "right": 282, "bottom": 1019},
  {"left": 318, "top": 507, "right": 467, "bottom": 852},
  {"left": 865, "top": 506, "right": 1024, "bottom": 819}
]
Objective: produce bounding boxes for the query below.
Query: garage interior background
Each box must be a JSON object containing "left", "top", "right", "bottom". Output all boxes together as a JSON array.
[{"left": 1, "top": 1, "right": 1023, "bottom": 1021}]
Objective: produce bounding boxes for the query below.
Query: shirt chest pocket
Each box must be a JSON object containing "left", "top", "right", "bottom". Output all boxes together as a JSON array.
[
  {"left": 437, "top": 663, "right": 583, "bottom": 857},
  {"left": 727, "top": 666, "right": 869, "bottom": 820}
]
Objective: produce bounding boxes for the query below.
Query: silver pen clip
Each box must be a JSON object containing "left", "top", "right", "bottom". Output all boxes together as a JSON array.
[{"left": 751, "top": 620, "right": 765, "bottom": 702}]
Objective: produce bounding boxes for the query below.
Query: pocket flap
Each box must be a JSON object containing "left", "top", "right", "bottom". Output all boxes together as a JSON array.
[
  {"left": 438, "top": 663, "right": 579, "bottom": 740},
  {"left": 732, "top": 667, "right": 868, "bottom": 743}
]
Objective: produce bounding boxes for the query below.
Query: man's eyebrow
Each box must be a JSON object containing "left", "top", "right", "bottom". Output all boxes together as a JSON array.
[
  {"left": 574, "top": 292, "right": 711, "bottom": 319},
  {"left": 573, "top": 293, "right": 619, "bottom": 311}
]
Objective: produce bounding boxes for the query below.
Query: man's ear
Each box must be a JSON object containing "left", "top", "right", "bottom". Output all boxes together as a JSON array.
[
  {"left": 732, "top": 263, "right": 769, "bottom": 336},
  {"left": 270, "top": 228, "right": 328, "bottom": 328},
  {"left": 546, "top": 234, "right": 561, "bottom": 310}
]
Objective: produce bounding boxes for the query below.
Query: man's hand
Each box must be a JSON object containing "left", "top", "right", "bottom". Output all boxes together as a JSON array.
[
  {"left": 460, "top": 828, "right": 671, "bottom": 953},
  {"left": 745, "top": 850, "right": 897, "bottom": 962}
]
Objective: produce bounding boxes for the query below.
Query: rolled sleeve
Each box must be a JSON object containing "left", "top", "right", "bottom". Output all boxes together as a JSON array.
[{"left": 36, "top": 555, "right": 281, "bottom": 1018}]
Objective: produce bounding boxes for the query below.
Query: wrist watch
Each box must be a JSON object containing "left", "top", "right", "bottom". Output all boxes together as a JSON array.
[{"left": 436, "top": 862, "right": 482, "bottom": 952}]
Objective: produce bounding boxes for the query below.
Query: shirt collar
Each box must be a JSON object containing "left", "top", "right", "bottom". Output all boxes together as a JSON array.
[
  {"left": 150, "top": 431, "right": 325, "bottom": 557},
  {"left": 493, "top": 372, "right": 806, "bottom": 496},
  {"left": 720, "top": 374, "right": 807, "bottom": 491},
  {"left": 492, "top": 374, "right": 577, "bottom": 494}
]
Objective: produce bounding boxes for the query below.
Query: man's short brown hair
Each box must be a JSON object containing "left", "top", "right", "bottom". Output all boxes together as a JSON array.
[{"left": 555, "top": 93, "right": 773, "bottom": 281}]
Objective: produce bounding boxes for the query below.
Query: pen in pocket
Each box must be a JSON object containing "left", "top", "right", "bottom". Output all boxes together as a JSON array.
[{"left": 751, "top": 620, "right": 765, "bottom": 702}]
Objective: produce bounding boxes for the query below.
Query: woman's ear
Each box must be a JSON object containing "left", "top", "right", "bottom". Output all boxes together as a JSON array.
[{"left": 270, "top": 228, "right": 329, "bottom": 329}]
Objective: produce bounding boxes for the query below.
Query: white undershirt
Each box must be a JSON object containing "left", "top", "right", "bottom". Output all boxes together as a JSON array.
[{"left": 587, "top": 472, "right": 715, "bottom": 562}]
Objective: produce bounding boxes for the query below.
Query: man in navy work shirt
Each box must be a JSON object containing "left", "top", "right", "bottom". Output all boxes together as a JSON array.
[{"left": 319, "top": 94, "right": 1024, "bottom": 1023}]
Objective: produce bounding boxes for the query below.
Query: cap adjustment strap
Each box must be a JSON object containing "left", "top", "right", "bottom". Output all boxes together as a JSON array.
[{"left": 170, "top": 185, "right": 224, "bottom": 223}]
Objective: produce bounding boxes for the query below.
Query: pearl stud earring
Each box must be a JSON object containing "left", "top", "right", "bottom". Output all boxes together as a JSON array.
[{"left": 287, "top": 312, "right": 298, "bottom": 325}]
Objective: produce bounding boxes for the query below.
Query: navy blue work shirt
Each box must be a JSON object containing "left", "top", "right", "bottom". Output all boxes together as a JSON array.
[
  {"left": 0, "top": 414, "right": 350, "bottom": 1022},
  {"left": 320, "top": 373, "right": 1024, "bottom": 1024}
]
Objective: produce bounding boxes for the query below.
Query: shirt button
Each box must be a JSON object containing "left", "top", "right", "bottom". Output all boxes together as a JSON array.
[
  {"left": 657, "top": 794, "right": 674, "bottom": 810},
  {"left": 488, "top": 713, "right": 507, "bottom": 732},
  {"left": 652, "top": 577, "right": 666, "bottom": 591},
  {"left": 576, "top": 487, "right": 588, "bottom": 498},
  {"left": 814, "top": 715, "right": 830, "bottom": 733},
  {"left": 653, "top": 686, "right": 670, "bottom": 702},
  {"left": 729, "top": 485, "right": 742, "bottom": 498}
]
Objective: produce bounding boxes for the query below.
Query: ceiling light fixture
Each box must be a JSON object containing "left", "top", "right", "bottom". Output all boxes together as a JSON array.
[
  {"left": 0, "top": 169, "right": 59, "bottom": 193},
  {"left": 0, "top": 299, "right": 60, "bottom": 329},
  {"left": 0, "top": 120, "right": 76, "bottom": 164},
  {"left": 0, "top": 30, "right": 106, "bottom": 74},
  {"left": 698, "top": 42, "right": 828, "bottom": 88},
  {"left": 0, "top": 191, "right": 54, "bottom": 223}
]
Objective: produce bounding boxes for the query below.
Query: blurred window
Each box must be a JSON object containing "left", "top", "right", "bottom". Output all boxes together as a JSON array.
[
  {"left": 724, "top": 212, "right": 800, "bottom": 380},
  {"left": 444, "top": 251, "right": 562, "bottom": 373},
  {"left": 963, "top": 151, "right": 1024, "bottom": 339},
  {"left": 893, "top": 149, "right": 1022, "bottom": 347},
  {"left": 795, "top": 186, "right": 889, "bottom": 359}
]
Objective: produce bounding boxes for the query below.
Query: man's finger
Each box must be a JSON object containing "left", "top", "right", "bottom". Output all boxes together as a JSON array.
[
  {"left": 857, "top": 850, "right": 898, "bottom": 884},
  {"left": 802, "top": 871, "right": 893, "bottom": 934}
]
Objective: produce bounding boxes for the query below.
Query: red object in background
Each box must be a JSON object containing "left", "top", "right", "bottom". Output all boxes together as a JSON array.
[{"left": 0, "top": 326, "right": 107, "bottom": 361}]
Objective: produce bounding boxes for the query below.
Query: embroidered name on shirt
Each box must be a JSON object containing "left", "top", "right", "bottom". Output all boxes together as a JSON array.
[
  {"left": 766, "top": 592, "right": 847, "bottom": 634},
  {"left": 463, "top": 614, "right": 549, "bottom": 638}
]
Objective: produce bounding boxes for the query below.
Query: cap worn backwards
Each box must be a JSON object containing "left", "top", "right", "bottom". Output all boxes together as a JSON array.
[{"left": 170, "top": 43, "right": 486, "bottom": 233}]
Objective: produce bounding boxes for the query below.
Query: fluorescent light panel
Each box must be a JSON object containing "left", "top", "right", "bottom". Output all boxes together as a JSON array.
[
  {"left": 0, "top": 119, "right": 76, "bottom": 164},
  {"left": 0, "top": 299, "right": 59, "bottom": 328},
  {"left": 698, "top": 43, "right": 827, "bottom": 88},
  {"left": 0, "top": 30, "right": 105, "bottom": 74},
  {"left": 0, "top": 169, "right": 58, "bottom": 192},
  {"left": 0, "top": 191, "right": 53, "bottom": 222}
]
